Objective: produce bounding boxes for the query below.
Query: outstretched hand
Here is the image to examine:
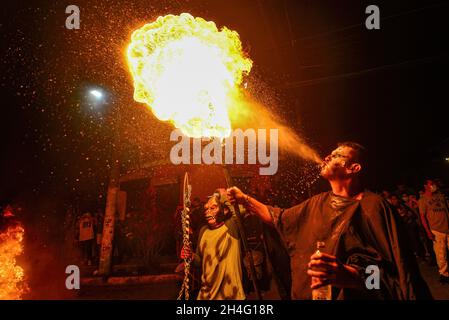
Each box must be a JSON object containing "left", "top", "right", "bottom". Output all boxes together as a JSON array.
[{"left": 226, "top": 186, "right": 246, "bottom": 205}]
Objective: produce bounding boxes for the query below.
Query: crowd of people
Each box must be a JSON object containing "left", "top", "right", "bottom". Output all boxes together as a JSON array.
[
  {"left": 65, "top": 192, "right": 174, "bottom": 269},
  {"left": 381, "top": 179, "right": 449, "bottom": 284}
]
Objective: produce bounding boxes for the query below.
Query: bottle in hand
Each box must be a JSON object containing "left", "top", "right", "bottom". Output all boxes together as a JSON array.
[{"left": 312, "top": 241, "right": 332, "bottom": 300}]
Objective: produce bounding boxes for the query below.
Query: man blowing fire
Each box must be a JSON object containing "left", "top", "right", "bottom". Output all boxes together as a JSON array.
[
  {"left": 227, "top": 142, "right": 432, "bottom": 300},
  {"left": 181, "top": 189, "right": 245, "bottom": 300}
]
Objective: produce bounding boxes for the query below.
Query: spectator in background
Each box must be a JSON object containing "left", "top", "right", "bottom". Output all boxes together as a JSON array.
[
  {"left": 114, "top": 217, "right": 134, "bottom": 264},
  {"left": 381, "top": 190, "right": 391, "bottom": 203},
  {"left": 390, "top": 195, "right": 424, "bottom": 258},
  {"left": 419, "top": 179, "right": 449, "bottom": 284},
  {"left": 405, "top": 193, "right": 434, "bottom": 261},
  {"left": 122, "top": 212, "right": 136, "bottom": 263},
  {"left": 419, "top": 190, "right": 425, "bottom": 199},
  {"left": 395, "top": 184, "right": 415, "bottom": 198},
  {"left": 78, "top": 212, "right": 95, "bottom": 266},
  {"left": 405, "top": 194, "right": 419, "bottom": 212},
  {"left": 402, "top": 193, "right": 423, "bottom": 228}
]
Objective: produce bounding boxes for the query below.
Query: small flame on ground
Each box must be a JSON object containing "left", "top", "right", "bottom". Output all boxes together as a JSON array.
[{"left": 0, "top": 224, "right": 28, "bottom": 300}]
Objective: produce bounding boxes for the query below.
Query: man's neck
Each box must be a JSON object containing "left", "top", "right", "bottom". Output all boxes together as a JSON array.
[
  {"left": 329, "top": 178, "right": 363, "bottom": 199},
  {"left": 208, "top": 221, "right": 225, "bottom": 230},
  {"left": 425, "top": 190, "right": 437, "bottom": 197}
]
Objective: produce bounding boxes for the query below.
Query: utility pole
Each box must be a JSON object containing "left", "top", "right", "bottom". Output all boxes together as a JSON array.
[
  {"left": 98, "top": 109, "right": 121, "bottom": 276},
  {"left": 98, "top": 156, "right": 119, "bottom": 275}
]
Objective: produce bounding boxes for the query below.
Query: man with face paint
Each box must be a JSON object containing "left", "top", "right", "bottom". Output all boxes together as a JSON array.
[
  {"left": 181, "top": 189, "right": 245, "bottom": 300},
  {"left": 228, "top": 142, "right": 431, "bottom": 299},
  {"left": 419, "top": 179, "right": 449, "bottom": 284}
]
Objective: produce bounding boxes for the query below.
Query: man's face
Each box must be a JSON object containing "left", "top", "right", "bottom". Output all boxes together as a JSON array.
[
  {"left": 204, "top": 197, "right": 221, "bottom": 228},
  {"left": 425, "top": 180, "right": 438, "bottom": 193},
  {"left": 320, "top": 146, "right": 358, "bottom": 180},
  {"left": 390, "top": 196, "right": 400, "bottom": 207}
]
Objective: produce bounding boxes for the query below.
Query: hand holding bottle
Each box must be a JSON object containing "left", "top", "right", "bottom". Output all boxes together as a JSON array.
[{"left": 307, "top": 252, "right": 363, "bottom": 290}]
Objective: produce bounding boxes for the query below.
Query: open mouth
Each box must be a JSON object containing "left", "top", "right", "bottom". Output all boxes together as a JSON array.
[{"left": 205, "top": 215, "right": 216, "bottom": 221}]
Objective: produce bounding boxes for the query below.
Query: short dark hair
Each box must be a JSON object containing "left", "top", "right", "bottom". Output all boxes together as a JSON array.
[{"left": 337, "top": 141, "right": 367, "bottom": 167}]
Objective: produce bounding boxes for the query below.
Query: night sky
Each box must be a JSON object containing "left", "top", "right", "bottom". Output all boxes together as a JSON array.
[{"left": 1, "top": 0, "right": 448, "bottom": 209}]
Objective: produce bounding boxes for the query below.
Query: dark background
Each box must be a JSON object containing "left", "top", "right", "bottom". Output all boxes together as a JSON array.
[{"left": 1, "top": 0, "right": 448, "bottom": 206}]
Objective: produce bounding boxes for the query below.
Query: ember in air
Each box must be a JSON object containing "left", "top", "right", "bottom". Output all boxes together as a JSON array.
[{"left": 170, "top": 128, "right": 278, "bottom": 175}]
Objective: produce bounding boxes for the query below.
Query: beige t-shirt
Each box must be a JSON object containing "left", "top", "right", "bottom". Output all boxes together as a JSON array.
[
  {"left": 196, "top": 217, "right": 245, "bottom": 300},
  {"left": 419, "top": 193, "right": 449, "bottom": 234}
]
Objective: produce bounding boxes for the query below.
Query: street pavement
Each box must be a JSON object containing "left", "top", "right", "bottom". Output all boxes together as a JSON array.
[{"left": 76, "top": 258, "right": 449, "bottom": 300}]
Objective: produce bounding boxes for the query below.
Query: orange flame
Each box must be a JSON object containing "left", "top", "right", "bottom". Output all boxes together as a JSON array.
[
  {"left": 0, "top": 224, "right": 28, "bottom": 300},
  {"left": 126, "top": 13, "right": 252, "bottom": 138}
]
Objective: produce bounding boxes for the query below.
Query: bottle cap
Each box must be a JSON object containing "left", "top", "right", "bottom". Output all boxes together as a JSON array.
[{"left": 316, "top": 241, "right": 325, "bottom": 249}]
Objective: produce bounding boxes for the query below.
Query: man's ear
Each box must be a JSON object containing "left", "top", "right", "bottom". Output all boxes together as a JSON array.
[{"left": 349, "top": 163, "right": 362, "bottom": 174}]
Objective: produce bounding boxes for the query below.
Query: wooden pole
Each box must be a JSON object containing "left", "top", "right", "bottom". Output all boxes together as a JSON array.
[
  {"left": 98, "top": 156, "right": 119, "bottom": 276},
  {"left": 98, "top": 109, "right": 121, "bottom": 276},
  {"left": 223, "top": 165, "right": 262, "bottom": 300}
]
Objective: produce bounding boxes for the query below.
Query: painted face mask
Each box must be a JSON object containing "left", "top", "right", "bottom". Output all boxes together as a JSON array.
[{"left": 206, "top": 189, "right": 235, "bottom": 226}]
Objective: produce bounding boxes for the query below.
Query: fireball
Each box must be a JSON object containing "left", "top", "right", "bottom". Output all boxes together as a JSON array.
[{"left": 126, "top": 13, "right": 252, "bottom": 138}]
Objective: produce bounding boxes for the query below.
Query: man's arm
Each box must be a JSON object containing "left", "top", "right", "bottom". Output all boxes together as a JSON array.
[
  {"left": 227, "top": 187, "right": 273, "bottom": 225},
  {"left": 418, "top": 200, "right": 435, "bottom": 241}
]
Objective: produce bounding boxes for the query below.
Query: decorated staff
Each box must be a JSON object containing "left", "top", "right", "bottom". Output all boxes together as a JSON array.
[{"left": 177, "top": 172, "right": 192, "bottom": 300}]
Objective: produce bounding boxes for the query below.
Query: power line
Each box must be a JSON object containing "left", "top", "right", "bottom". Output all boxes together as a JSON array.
[
  {"left": 264, "top": 2, "right": 448, "bottom": 52},
  {"left": 276, "top": 55, "right": 445, "bottom": 89}
]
